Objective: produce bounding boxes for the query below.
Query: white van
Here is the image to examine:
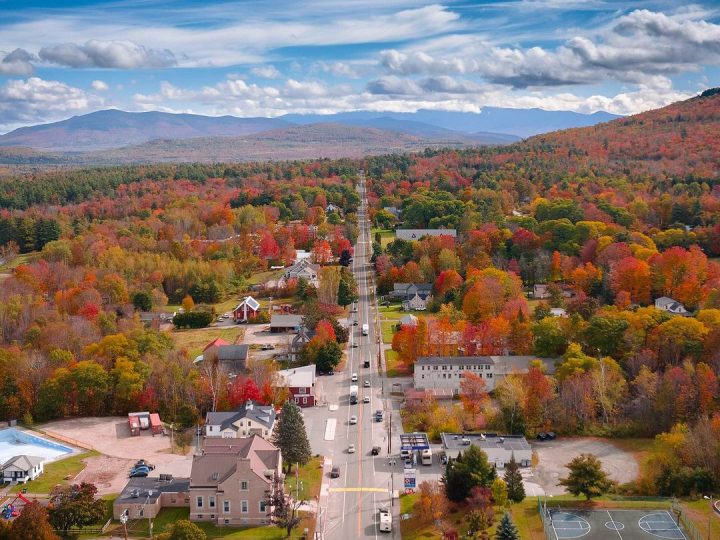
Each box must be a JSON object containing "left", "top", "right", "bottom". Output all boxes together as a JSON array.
[
  {"left": 421, "top": 449, "right": 432, "bottom": 466},
  {"left": 379, "top": 507, "right": 392, "bottom": 532}
]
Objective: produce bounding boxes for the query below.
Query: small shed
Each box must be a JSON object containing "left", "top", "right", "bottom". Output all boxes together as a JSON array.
[
  {"left": 150, "top": 413, "right": 163, "bottom": 435},
  {"left": 128, "top": 414, "right": 141, "bottom": 437}
]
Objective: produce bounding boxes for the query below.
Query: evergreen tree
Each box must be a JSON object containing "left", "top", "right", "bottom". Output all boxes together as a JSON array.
[
  {"left": 156, "top": 519, "right": 207, "bottom": 540},
  {"left": 339, "top": 249, "right": 352, "bottom": 267},
  {"left": 444, "top": 445, "right": 497, "bottom": 502},
  {"left": 495, "top": 513, "right": 519, "bottom": 540},
  {"left": 272, "top": 400, "right": 311, "bottom": 473},
  {"left": 504, "top": 455, "right": 526, "bottom": 503},
  {"left": 337, "top": 269, "right": 358, "bottom": 307},
  {"left": 132, "top": 291, "right": 153, "bottom": 312}
]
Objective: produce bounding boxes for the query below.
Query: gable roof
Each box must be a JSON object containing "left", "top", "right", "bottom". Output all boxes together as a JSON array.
[
  {"left": 206, "top": 401, "right": 276, "bottom": 431},
  {"left": 276, "top": 364, "right": 316, "bottom": 388},
  {"left": 234, "top": 296, "right": 261, "bottom": 312},
  {"left": 217, "top": 344, "right": 249, "bottom": 361},
  {"left": 1, "top": 455, "right": 43, "bottom": 471},
  {"left": 270, "top": 314, "right": 303, "bottom": 327},
  {"left": 204, "top": 337, "right": 230, "bottom": 352},
  {"left": 191, "top": 435, "right": 280, "bottom": 487},
  {"left": 415, "top": 355, "right": 555, "bottom": 373}
]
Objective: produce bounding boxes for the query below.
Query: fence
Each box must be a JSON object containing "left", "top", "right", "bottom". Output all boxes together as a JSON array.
[
  {"left": 678, "top": 508, "right": 703, "bottom": 540},
  {"left": 537, "top": 497, "right": 555, "bottom": 540}
]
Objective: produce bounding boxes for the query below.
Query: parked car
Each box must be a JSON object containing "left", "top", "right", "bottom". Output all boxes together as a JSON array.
[
  {"left": 135, "top": 460, "right": 154, "bottom": 470},
  {"left": 375, "top": 410, "right": 383, "bottom": 422},
  {"left": 331, "top": 466, "right": 341, "bottom": 478},
  {"left": 129, "top": 469, "right": 149, "bottom": 478},
  {"left": 371, "top": 446, "right": 381, "bottom": 456},
  {"left": 537, "top": 432, "right": 557, "bottom": 441},
  {"left": 348, "top": 444, "right": 356, "bottom": 454},
  {"left": 260, "top": 344, "right": 275, "bottom": 351},
  {"left": 350, "top": 415, "right": 358, "bottom": 425}
]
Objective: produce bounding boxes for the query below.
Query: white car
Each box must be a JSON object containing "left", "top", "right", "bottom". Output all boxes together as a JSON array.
[
  {"left": 350, "top": 415, "right": 358, "bottom": 425},
  {"left": 348, "top": 444, "right": 356, "bottom": 453},
  {"left": 351, "top": 373, "right": 358, "bottom": 382},
  {"left": 364, "top": 380, "right": 370, "bottom": 388},
  {"left": 363, "top": 396, "right": 370, "bottom": 403}
]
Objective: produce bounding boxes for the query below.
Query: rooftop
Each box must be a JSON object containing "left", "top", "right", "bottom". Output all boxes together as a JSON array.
[
  {"left": 276, "top": 364, "right": 316, "bottom": 388},
  {"left": 441, "top": 433, "right": 531, "bottom": 453},
  {"left": 270, "top": 314, "right": 303, "bottom": 327},
  {"left": 206, "top": 400, "right": 276, "bottom": 430},
  {"left": 399, "top": 432, "right": 430, "bottom": 450},
  {"left": 114, "top": 476, "right": 190, "bottom": 505},
  {"left": 415, "top": 355, "right": 555, "bottom": 373},
  {"left": 216, "top": 344, "right": 249, "bottom": 361},
  {"left": 192, "top": 435, "right": 280, "bottom": 488},
  {"left": 0, "top": 455, "right": 44, "bottom": 470}
]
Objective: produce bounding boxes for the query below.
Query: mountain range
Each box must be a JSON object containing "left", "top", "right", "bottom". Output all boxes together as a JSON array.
[{"left": 0, "top": 107, "right": 620, "bottom": 156}]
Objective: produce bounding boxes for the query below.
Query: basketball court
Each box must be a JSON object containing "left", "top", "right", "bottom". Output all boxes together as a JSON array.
[{"left": 545, "top": 509, "right": 688, "bottom": 540}]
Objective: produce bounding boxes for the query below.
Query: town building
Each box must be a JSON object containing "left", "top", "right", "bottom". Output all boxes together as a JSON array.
[
  {"left": 276, "top": 364, "right": 316, "bottom": 407},
  {"left": 190, "top": 436, "right": 282, "bottom": 526},
  {"left": 232, "top": 296, "right": 261, "bottom": 323},
  {"left": 441, "top": 433, "right": 532, "bottom": 468},
  {"left": 414, "top": 355, "right": 555, "bottom": 393},
  {"left": 0, "top": 455, "right": 44, "bottom": 483},
  {"left": 395, "top": 229, "right": 457, "bottom": 241},
  {"left": 655, "top": 296, "right": 689, "bottom": 315},
  {"left": 270, "top": 314, "right": 303, "bottom": 333},
  {"left": 205, "top": 401, "right": 276, "bottom": 438},
  {"left": 113, "top": 476, "right": 190, "bottom": 519}
]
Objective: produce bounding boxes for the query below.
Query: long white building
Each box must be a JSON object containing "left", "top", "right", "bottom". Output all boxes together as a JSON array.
[{"left": 414, "top": 355, "right": 555, "bottom": 392}]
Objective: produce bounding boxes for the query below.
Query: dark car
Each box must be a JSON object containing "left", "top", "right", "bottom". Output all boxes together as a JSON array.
[
  {"left": 537, "top": 432, "right": 548, "bottom": 441},
  {"left": 129, "top": 469, "right": 149, "bottom": 478},
  {"left": 135, "top": 460, "right": 154, "bottom": 470},
  {"left": 439, "top": 452, "right": 448, "bottom": 465},
  {"left": 353, "top": 320, "right": 359, "bottom": 326},
  {"left": 371, "top": 446, "right": 381, "bottom": 456},
  {"left": 547, "top": 432, "right": 556, "bottom": 440},
  {"left": 331, "top": 466, "right": 341, "bottom": 478}
]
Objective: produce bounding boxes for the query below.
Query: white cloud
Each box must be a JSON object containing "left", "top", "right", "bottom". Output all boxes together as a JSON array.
[
  {"left": 0, "top": 48, "right": 35, "bottom": 76},
  {"left": 38, "top": 40, "right": 177, "bottom": 68},
  {"left": 0, "top": 77, "right": 102, "bottom": 131},
  {"left": 251, "top": 65, "right": 281, "bottom": 78},
  {"left": 91, "top": 80, "right": 109, "bottom": 91}
]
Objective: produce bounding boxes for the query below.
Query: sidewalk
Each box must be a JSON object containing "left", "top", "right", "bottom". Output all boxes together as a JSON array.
[{"left": 314, "top": 456, "right": 333, "bottom": 539}]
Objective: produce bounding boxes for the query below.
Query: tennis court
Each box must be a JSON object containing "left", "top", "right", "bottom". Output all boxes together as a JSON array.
[{"left": 545, "top": 509, "right": 688, "bottom": 540}]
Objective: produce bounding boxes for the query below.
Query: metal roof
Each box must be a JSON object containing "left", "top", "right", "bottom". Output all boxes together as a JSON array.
[
  {"left": 400, "top": 432, "right": 430, "bottom": 450},
  {"left": 441, "top": 433, "right": 531, "bottom": 453}
]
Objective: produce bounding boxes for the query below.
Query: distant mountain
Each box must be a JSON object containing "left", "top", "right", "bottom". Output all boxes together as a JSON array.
[
  {"left": 280, "top": 108, "right": 620, "bottom": 138},
  {"left": 0, "top": 106, "right": 620, "bottom": 153},
  {"left": 0, "top": 110, "right": 291, "bottom": 151}
]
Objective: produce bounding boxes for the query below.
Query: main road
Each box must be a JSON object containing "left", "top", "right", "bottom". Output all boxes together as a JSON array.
[{"left": 315, "top": 171, "right": 398, "bottom": 539}]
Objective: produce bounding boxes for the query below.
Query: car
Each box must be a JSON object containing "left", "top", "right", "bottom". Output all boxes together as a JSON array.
[
  {"left": 439, "top": 452, "right": 448, "bottom": 465},
  {"left": 318, "top": 370, "right": 335, "bottom": 376},
  {"left": 375, "top": 410, "right": 383, "bottom": 421},
  {"left": 135, "top": 460, "right": 154, "bottom": 470},
  {"left": 371, "top": 446, "right": 381, "bottom": 456},
  {"left": 131, "top": 466, "right": 151, "bottom": 474},
  {"left": 364, "top": 380, "right": 370, "bottom": 388},
  {"left": 350, "top": 415, "right": 358, "bottom": 425},
  {"left": 351, "top": 373, "right": 358, "bottom": 382},
  {"left": 547, "top": 431, "right": 556, "bottom": 440},
  {"left": 352, "top": 320, "right": 359, "bottom": 326},
  {"left": 129, "top": 469, "right": 149, "bottom": 478},
  {"left": 400, "top": 449, "right": 411, "bottom": 460},
  {"left": 260, "top": 344, "right": 275, "bottom": 351},
  {"left": 348, "top": 444, "right": 356, "bottom": 454},
  {"left": 330, "top": 466, "right": 341, "bottom": 478},
  {"left": 352, "top": 342, "right": 358, "bottom": 348},
  {"left": 351, "top": 307, "right": 358, "bottom": 313},
  {"left": 363, "top": 395, "right": 370, "bottom": 403},
  {"left": 537, "top": 432, "right": 548, "bottom": 441}
]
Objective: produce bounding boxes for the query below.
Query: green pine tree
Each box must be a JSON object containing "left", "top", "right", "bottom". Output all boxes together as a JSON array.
[
  {"left": 495, "top": 512, "right": 519, "bottom": 540},
  {"left": 504, "top": 455, "right": 526, "bottom": 503},
  {"left": 272, "top": 400, "right": 312, "bottom": 473}
]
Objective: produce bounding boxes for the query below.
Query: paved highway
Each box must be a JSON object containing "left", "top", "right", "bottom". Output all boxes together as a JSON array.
[{"left": 316, "top": 172, "right": 398, "bottom": 540}]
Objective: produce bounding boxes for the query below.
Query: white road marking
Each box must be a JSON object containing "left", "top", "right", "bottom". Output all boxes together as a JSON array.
[{"left": 325, "top": 418, "right": 337, "bottom": 441}]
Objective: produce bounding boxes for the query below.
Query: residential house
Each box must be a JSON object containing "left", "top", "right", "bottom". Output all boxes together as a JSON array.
[
  {"left": 0, "top": 455, "right": 43, "bottom": 484},
  {"left": 389, "top": 283, "right": 433, "bottom": 302},
  {"left": 404, "top": 293, "right": 431, "bottom": 311},
  {"left": 205, "top": 401, "right": 276, "bottom": 439},
  {"left": 399, "top": 314, "right": 418, "bottom": 327},
  {"left": 550, "top": 307, "right": 568, "bottom": 317},
  {"left": 325, "top": 203, "right": 341, "bottom": 213},
  {"left": 139, "top": 311, "right": 175, "bottom": 329},
  {"left": 655, "top": 296, "right": 689, "bottom": 315},
  {"left": 395, "top": 229, "right": 457, "bottom": 241},
  {"left": 441, "top": 433, "right": 532, "bottom": 468},
  {"left": 281, "top": 259, "right": 320, "bottom": 287},
  {"left": 232, "top": 297, "right": 261, "bottom": 322},
  {"left": 383, "top": 206, "right": 402, "bottom": 219},
  {"left": 270, "top": 314, "right": 303, "bottom": 333},
  {"left": 275, "top": 364, "right": 316, "bottom": 407},
  {"left": 190, "top": 436, "right": 282, "bottom": 526},
  {"left": 289, "top": 326, "right": 315, "bottom": 362},
  {"left": 294, "top": 250, "right": 312, "bottom": 262},
  {"left": 414, "top": 355, "right": 555, "bottom": 393},
  {"left": 113, "top": 476, "right": 190, "bottom": 519},
  {"left": 532, "top": 284, "right": 550, "bottom": 299}
]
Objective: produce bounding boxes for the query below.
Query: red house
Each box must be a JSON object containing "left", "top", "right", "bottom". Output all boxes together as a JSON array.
[
  {"left": 275, "top": 364, "right": 316, "bottom": 407},
  {"left": 233, "top": 296, "right": 261, "bottom": 322}
]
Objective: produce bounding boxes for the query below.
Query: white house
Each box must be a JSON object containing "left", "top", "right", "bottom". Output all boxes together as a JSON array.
[
  {"left": 655, "top": 296, "right": 689, "bottom": 315},
  {"left": 550, "top": 307, "right": 567, "bottom": 317},
  {"left": 1, "top": 455, "right": 44, "bottom": 483},
  {"left": 280, "top": 259, "right": 319, "bottom": 287},
  {"left": 414, "top": 355, "right": 555, "bottom": 393},
  {"left": 404, "top": 293, "right": 431, "bottom": 311},
  {"left": 204, "top": 401, "right": 276, "bottom": 439}
]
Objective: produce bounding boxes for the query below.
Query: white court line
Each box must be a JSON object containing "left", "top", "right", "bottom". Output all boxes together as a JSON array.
[{"left": 606, "top": 510, "right": 624, "bottom": 540}]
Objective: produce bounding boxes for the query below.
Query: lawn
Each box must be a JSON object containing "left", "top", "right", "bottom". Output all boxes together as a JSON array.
[
  {"left": 24, "top": 450, "right": 100, "bottom": 494},
  {"left": 169, "top": 326, "right": 246, "bottom": 359},
  {"left": 385, "top": 349, "right": 409, "bottom": 378},
  {"left": 246, "top": 268, "right": 285, "bottom": 287},
  {"left": 371, "top": 228, "right": 395, "bottom": 249},
  {"left": 122, "top": 507, "right": 314, "bottom": 539},
  {"left": 680, "top": 498, "right": 720, "bottom": 540},
  {"left": 381, "top": 320, "right": 396, "bottom": 344},
  {"left": 0, "top": 252, "right": 36, "bottom": 271},
  {"left": 285, "top": 456, "right": 324, "bottom": 503}
]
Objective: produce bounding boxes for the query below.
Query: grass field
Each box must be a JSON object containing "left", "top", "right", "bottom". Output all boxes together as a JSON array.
[
  {"left": 0, "top": 252, "right": 36, "bottom": 271},
  {"left": 385, "top": 349, "right": 409, "bottom": 378},
  {"left": 24, "top": 450, "right": 100, "bottom": 494},
  {"left": 285, "top": 456, "right": 324, "bottom": 503},
  {"left": 246, "top": 268, "right": 285, "bottom": 286},
  {"left": 122, "top": 507, "right": 314, "bottom": 539},
  {"left": 371, "top": 228, "right": 395, "bottom": 249},
  {"left": 169, "top": 326, "right": 246, "bottom": 359},
  {"left": 381, "top": 320, "right": 396, "bottom": 344}
]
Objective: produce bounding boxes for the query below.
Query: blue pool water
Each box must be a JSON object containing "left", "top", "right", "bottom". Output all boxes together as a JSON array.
[{"left": 0, "top": 428, "right": 73, "bottom": 464}]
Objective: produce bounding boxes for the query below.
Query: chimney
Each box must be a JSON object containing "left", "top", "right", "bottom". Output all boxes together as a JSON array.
[{"left": 245, "top": 400, "right": 253, "bottom": 411}]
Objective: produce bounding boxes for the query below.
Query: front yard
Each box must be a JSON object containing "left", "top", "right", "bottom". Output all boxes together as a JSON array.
[
  {"left": 284, "top": 456, "right": 323, "bottom": 503},
  {"left": 24, "top": 450, "right": 99, "bottom": 494},
  {"left": 169, "top": 326, "right": 246, "bottom": 359}
]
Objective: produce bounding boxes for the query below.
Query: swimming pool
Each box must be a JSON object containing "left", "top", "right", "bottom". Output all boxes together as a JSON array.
[{"left": 0, "top": 428, "right": 74, "bottom": 464}]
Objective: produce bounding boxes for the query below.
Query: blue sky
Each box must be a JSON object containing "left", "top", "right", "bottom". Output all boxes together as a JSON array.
[{"left": 0, "top": 0, "right": 719, "bottom": 132}]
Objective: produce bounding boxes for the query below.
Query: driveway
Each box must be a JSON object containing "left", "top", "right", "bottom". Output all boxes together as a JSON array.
[{"left": 529, "top": 437, "right": 639, "bottom": 495}]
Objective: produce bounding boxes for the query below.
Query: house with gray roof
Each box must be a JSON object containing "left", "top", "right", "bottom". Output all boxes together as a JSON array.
[
  {"left": 1, "top": 455, "right": 44, "bottom": 483},
  {"left": 205, "top": 400, "right": 276, "bottom": 439},
  {"left": 270, "top": 314, "right": 303, "bottom": 333},
  {"left": 113, "top": 475, "right": 190, "bottom": 519},
  {"left": 655, "top": 296, "right": 689, "bottom": 315}
]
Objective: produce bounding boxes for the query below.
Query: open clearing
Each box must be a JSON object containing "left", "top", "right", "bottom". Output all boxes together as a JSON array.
[{"left": 39, "top": 417, "right": 193, "bottom": 495}]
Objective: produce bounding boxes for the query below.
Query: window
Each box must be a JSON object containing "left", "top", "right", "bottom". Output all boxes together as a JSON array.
[
  {"left": 224, "top": 500, "right": 230, "bottom": 513},
  {"left": 298, "top": 387, "right": 306, "bottom": 394},
  {"left": 240, "top": 480, "right": 249, "bottom": 490},
  {"left": 259, "top": 500, "right": 267, "bottom": 513},
  {"left": 209, "top": 496, "right": 215, "bottom": 508},
  {"left": 196, "top": 496, "right": 203, "bottom": 508},
  {"left": 224, "top": 519, "right": 229, "bottom": 524},
  {"left": 302, "top": 397, "right": 307, "bottom": 404},
  {"left": 241, "top": 500, "right": 249, "bottom": 513},
  {"left": 487, "top": 373, "right": 493, "bottom": 378}
]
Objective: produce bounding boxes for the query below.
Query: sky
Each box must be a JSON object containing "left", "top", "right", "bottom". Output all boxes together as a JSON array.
[{"left": 0, "top": 0, "right": 719, "bottom": 132}]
